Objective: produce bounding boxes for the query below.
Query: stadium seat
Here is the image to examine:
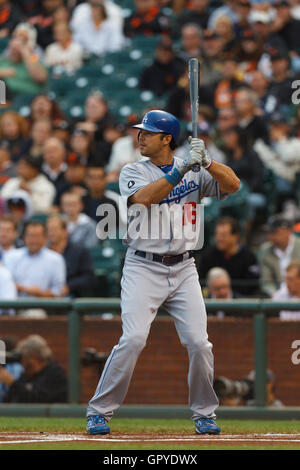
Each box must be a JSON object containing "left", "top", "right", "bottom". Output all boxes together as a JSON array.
[{"left": 89, "top": 241, "right": 122, "bottom": 297}]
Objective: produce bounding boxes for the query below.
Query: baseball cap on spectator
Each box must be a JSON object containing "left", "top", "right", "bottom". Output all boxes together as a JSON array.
[
  {"left": 249, "top": 10, "right": 272, "bottom": 24},
  {"left": 268, "top": 47, "right": 288, "bottom": 61},
  {"left": 267, "top": 215, "right": 293, "bottom": 232}
]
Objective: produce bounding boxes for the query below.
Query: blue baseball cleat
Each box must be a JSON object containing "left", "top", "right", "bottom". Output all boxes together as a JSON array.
[
  {"left": 195, "top": 418, "right": 221, "bottom": 435},
  {"left": 87, "top": 415, "right": 110, "bottom": 435}
]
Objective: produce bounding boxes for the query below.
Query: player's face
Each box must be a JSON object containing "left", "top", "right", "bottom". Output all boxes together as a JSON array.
[{"left": 138, "top": 130, "right": 169, "bottom": 157}]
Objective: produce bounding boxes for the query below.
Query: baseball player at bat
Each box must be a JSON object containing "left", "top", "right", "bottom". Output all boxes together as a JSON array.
[{"left": 86, "top": 110, "right": 240, "bottom": 436}]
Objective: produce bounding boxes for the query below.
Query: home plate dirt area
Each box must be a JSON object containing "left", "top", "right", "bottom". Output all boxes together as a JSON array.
[{"left": 1, "top": 432, "right": 300, "bottom": 446}]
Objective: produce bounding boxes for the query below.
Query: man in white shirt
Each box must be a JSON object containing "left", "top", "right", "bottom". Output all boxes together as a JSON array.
[
  {"left": 4, "top": 221, "right": 66, "bottom": 299},
  {"left": 1, "top": 156, "right": 55, "bottom": 214},
  {"left": 258, "top": 216, "right": 300, "bottom": 296},
  {"left": 273, "top": 260, "right": 300, "bottom": 320},
  {"left": 60, "top": 191, "right": 99, "bottom": 249},
  {"left": 0, "top": 252, "right": 17, "bottom": 304}
]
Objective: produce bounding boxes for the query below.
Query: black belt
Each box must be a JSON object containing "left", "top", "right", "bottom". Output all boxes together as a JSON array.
[{"left": 134, "top": 250, "right": 193, "bottom": 266}]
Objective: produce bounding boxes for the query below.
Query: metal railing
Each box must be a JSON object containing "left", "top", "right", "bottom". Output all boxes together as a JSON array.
[{"left": 1, "top": 298, "right": 300, "bottom": 407}]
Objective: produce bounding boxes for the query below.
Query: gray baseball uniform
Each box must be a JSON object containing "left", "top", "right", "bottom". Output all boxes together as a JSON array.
[{"left": 87, "top": 156, "right": 226, "bottom": 421}]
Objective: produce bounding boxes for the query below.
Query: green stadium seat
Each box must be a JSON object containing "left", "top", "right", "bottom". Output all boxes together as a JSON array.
[{"left": 89, "top": 241, "right": 122, "bottom": 297}]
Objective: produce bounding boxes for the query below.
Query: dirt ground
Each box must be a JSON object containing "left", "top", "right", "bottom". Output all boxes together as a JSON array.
[{"left": 1, "top": 432, "right": 300, "bottom": 446}]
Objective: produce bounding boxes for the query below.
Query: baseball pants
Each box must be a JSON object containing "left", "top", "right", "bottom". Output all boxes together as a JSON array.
[{"left": 87, "top": 247, "right": 219, "bottom": 421}]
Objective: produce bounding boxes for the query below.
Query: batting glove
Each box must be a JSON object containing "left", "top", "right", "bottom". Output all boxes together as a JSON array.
[{"left": 189, "top": 137, "right": 212, "bottom": 169}]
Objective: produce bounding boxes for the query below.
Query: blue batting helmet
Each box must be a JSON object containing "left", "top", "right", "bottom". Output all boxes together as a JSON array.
[{"left": 133, "top": 110, "right": 180, "bottom": 143}]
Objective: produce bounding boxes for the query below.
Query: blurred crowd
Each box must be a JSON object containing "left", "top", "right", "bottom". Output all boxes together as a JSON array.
[{"left": 0, "top": 0, "right": 299, "bottom": 317}]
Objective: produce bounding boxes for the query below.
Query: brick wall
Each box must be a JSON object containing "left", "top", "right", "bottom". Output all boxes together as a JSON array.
[{"left": 1, "top": 316, "right": 300, "bottom": 406}]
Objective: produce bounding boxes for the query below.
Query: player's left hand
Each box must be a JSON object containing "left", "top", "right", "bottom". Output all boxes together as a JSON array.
[{"left": 189, "top": 137, "right": 212, "bottom": 169}]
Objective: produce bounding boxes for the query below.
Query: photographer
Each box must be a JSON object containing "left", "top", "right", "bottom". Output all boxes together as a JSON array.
[{"left": 0, "top": 335, "right": 68, "bottom": 403}]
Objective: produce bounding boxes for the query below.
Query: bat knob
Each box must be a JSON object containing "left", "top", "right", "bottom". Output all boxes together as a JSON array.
[{"left": 191, "top": 164, "right": 200, "bottom": 173}]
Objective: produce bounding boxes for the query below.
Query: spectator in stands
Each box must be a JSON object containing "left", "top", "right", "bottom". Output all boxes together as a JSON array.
[
  {"left": 258, "top": 216, "right": 300, "bottom": 297},
  {"left": 4, "top": 191, "right": 33, "bottom": 240},
  {"left": 200, "top": 29, "right": 225, "bottom": 86},
  {"left": 83, "top": 161, "right": 119, "bottom": 226},
  {"left": 267, "top": 47, "right": 295, "bottom": 108},
  {"left": 124, "top": 0, "right": 172, "bottom": 37},
  {"left": 106, "top": 118, "right": 141, "bottom": 182},
  {"left": 236, "top": 28, "right": 263, "bottom": 74},
  {"left": 214, "top": 15, "right": 237, "bottom": 53},
  {"left": 220, "top": 125, "right": 266, "bottom": 219},
  {"left": 76, "top": 91, "right": 114, "bottom": 145},
  {"left": 53, "top": 152, "right": 89, "bottom": 207},
  {"left": 249, "top": 69, "right": 279, "bottom": 117},
  {"left": 273, "top": 260, "right": 300, "bottom": 320},
  {"left": 208, "top": 0, "right": 238, "bottom": 29},
  {"left": 60, "top": 191, "right": 98, "bottom": 249},
  {"left": 0, "top": 142, "right": 16, "bottom": 187},
  {"left": 213, "top": 106, "right": 238, "bottom": 151},
  {"left": 233, "top": 0, "right": 252, "bottom": 36},
  {"left": 248, "top": 8, "right": 287, "bottom": 54},
  {"left": 271, "top": 0, "right": 300, "bottom": 54},
  {"left": 71, "top": 1, "right": 124, "bottom": 56},
  {"left": 47, "top": 215, "right": 96, "bottom": 297},
  {"left": 29, "top": 95, "right": 65, "bottom": 129},
  {"left": 0, "top": 335, "right": 68, "bottom": 403},
  {"left": 0, "top": 111, "right": 29, "bottom": 163},
  {"left": 70, "top": 129, "right": 94, "bottom": 166},
  {"left": 1, "top": 155, "right": 55, "bottom": 214},
  {"left": 70, "top": 0, "right": 124, "bottom": 32},
  {"left": 197, "top": 216, "right": 261, "bottom": 296},
  {"left": 53, "top": 120, "right": 71, "bottom": 146},
  {"left": 4, "top": 221, "right": 66, "bottom": 301},
  {"left": 175, "top": 0, "right": 209, "bottom": 32},
  {"left": 28, "top": 0, "right": 65, "bottom": 49},
  {"left": 205, "top": 267, "right": 242, "bottom": 317},
  {"left": 42, "top": 137, "right": 68, "bottom": 198},
  {"left": 13, "top": 22, "right": 44, "bottom": 59},
  {"left": 0, "top": 251, "right": 17, "bottom": 303},
  {"left": 44, "top": 21, "right": 84, "bottom": 73},
  {"left": 0, "top": 215, "right": 20, "bottom": 261},
  {"left": 234, "top": 87, "right": 270, "bottom": 144},
  {"left": 254, "top": 114, "right": 300, "bottom": 197},
  {"left": 18, "top": 119, "right": 53, "bottom": 162},
  {"left": 0, "top": 0, "right": 21, "bottom": 38},
  {"left": 213, "top": 54, "right": 245, "bottom": 110},
  {"left": 139, "top": 40, "right": 185, "bottom": 97},
  {"left": 0, "top": 27, "right": 48, "bottom": 96},
  {"left": 177, "top": 23, "right": 203, "bottom": 63},
  {"left": 166, "top": 67, "right": 215, "bottom": 119}
]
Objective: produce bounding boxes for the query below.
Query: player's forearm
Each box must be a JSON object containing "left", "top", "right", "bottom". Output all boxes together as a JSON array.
[
  {"left": 129, "top": 177, "right": 174, "bottom": 207},
  {"left": 207, "top": 160, "right": 240, "bottom": 194}
]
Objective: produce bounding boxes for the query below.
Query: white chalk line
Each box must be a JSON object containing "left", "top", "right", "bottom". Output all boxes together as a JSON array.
[{"left": 1, "top": 433, "right": 300, "bottom": 445}]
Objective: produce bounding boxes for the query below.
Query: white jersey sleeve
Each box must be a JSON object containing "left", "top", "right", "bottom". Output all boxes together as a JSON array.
[{"left": 119, "top": 161, "right": 150, "bottom": 202}]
